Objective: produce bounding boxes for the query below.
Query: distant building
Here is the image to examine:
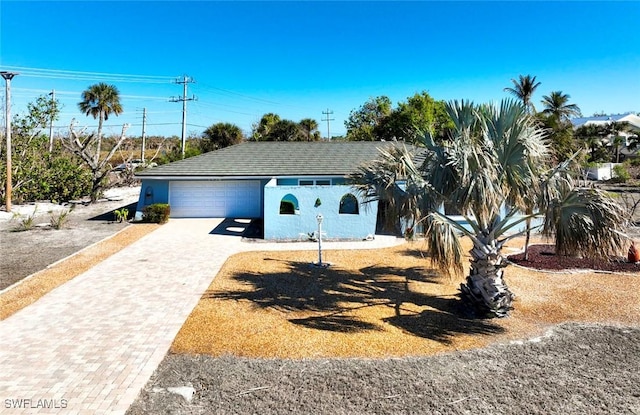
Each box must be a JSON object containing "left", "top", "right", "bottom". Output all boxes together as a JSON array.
[
  {"left": 571, "top": 113, "right": 640, "bottom": 158},
  {"left": 571, "top": 112, "right": 640, "bottom": 131}
]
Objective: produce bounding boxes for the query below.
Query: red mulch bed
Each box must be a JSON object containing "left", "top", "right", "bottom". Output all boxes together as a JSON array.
[{"left": 508, "top": 244, "right": 640, "bottom": 273}]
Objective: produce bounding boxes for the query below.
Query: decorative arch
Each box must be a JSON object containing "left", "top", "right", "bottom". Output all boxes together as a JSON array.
[
  {"left": 280, "top": 193, "right": 300, "bottom": 215},
  {"left": 339, "top": 193, "right": 359, "bottom": 215}
]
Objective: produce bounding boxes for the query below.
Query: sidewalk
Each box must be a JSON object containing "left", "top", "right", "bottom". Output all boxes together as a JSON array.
[{"left": 0, "top": 219, "right": 403, "bottom": 414}]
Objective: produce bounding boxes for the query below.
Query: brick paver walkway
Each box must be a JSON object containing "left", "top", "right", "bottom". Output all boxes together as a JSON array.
[{"left": 0, "top": 219, "right": 402, "bottom": 414}]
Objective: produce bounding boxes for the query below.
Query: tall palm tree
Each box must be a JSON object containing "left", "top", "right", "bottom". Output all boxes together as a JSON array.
[
  {"left": 541, "top": 91, "right": 582, "bottom": 122},
  {"left": 78, "top": 83, "right": 123, "bottom": 163},
  {"left": 352, "top": 99, "right": 626, "bottom": 317},
  {"left": 504, "top": 75, "right": 541, "bottom": 113}
]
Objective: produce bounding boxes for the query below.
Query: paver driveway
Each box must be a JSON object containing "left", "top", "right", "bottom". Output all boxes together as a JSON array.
[{"left": 0, "top": 219, "right": 402, "bottom": 414}]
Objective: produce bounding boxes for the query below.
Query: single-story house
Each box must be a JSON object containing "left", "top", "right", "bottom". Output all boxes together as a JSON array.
[{"left": 135, "top": 141, "right": 413, "bottom": 240}]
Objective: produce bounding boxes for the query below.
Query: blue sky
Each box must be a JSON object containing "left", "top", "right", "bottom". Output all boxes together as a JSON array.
[{"left": 1, "top": 1, "right": 639, "bottom": 139}]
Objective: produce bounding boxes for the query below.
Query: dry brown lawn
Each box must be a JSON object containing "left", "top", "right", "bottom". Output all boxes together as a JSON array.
[{"left": 172, "top": 237, "right": 640, "bottom": 358}]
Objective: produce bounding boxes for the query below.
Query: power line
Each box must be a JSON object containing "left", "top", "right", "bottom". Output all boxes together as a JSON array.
[
  {"left": 2, "top": 66, "right": 174, "bottom": 84},
  {"left": 197, "top": 82, "right": 282, "bottom": 106},
  {"left": 13, "top": 88, "right": 170, "bottom": 101}
]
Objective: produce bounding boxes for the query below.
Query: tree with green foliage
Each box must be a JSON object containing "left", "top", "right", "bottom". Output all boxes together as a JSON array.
[
  {"left": 201, "top": 122, "right": 244, "bottom": 152},
  {"left": 0, "top": 95, "right": 91, "bottom": 204},
  {"left": 346, "top": 93, "right": 451, "bottom": 143},
  {"left": 252, "top": 114, "right": 320, "bottom": 141},
  {"left": 574, "top": 124, "right": 611, "bottom": 162},
  {"left": 345, "top": 96, "right": 393, "bottom": 141},
  {"left": 536, "top": 113, "right": 580, "bottom": 164},
  {"left": 251, "top": 113, "right": 281, "bottom": 141},
  {"left": 299, "top": 118, "right": 321, "bottom": 141},
  {"left": 504, "top": 74, "right": 541, "bottom": 113},
  {"left": 541, "top": 91, "right": 582, "bottom": 122},
  {"left": 352, "top": 99, "right": 625, "bottom": 317},
  {"left": 536, "top": 91, "right": 582, "bottom": 163},
  {"left": 270, "top": 119, "right": 304, "bottom": 141},
  {"left": 78, "top": 83, "right": 123, "bottom": 163},
  {"left": 382, "top": 92, "right": 452, "bottom": 143},
  {"left": 606, "top": 121, "right": 634, "bottom": 163}
]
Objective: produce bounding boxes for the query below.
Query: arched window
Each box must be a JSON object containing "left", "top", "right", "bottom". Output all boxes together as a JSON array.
[
  {"left": 280, "top": 194, "right": 300, "bottom": 215},
  {"left": 339, "top": 194, "right": 359, "bottom": 214}
]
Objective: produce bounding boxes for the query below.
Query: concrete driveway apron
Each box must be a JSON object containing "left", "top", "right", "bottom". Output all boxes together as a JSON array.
[{"left": 0, "top": 219, "right": 403, "bottom": 414}]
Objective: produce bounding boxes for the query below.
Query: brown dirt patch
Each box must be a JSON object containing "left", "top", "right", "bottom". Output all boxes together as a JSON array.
[
  {"left": 171, "top": 238, "right": 640, "bottom": 358},
  {"left": 0, "top": 223, "right": 159, "bottom": 320},
  {"left": 509, "top": 243, "right": 640, "bottom": 272}
]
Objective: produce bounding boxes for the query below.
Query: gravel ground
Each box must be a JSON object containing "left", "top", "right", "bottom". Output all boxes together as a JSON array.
[
  {"left": 127, "top": 323, "right": 640, "bottom": 415},
  {"left": 0, "top": 186, "right": 140, "bottom": 290}
]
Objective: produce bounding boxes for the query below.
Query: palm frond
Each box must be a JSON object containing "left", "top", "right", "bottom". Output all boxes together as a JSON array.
[
  {"left": 544, "top": 187, "right": 627, "bottom": 258},
  {"left": 424, "top": 212, "right": 465, "bottom": 276}
]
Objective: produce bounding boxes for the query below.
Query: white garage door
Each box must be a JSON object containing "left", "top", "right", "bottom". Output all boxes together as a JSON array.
[{"left": 169, "top": 180, "right": 262, "bottom": 218}]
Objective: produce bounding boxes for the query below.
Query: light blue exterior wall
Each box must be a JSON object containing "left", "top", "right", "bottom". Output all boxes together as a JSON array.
[
  {"left": 135, "top": 177, "right": 379, "bottom": 240},
  {"left": 263, "top": 178, "right": 378, "bottom": 240},
  {"left": 135, "top": 179, "right": 170, "bottom": 220}
]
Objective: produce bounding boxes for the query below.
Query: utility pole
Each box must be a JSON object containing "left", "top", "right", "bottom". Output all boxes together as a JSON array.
[
  {"left": 322, "top": 109, "right": 334, "bottom": 140},
  {"left": 170, "top": 75, "right": 196, "bottom": 159},
  {"left": 1, "top": 71, "right": 18, "bottom": 213},
  {"left": 48, "top": 89, "right": 55, "bottom": 152},
  {"left": 140, "top": 107, "right": 147, "bottom": 162}
]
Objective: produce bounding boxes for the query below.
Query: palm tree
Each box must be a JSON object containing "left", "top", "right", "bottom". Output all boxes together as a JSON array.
[
  {"left": 541, "top": 91, "right": 582, "bottom": 122},
  {"left": 201, "top": 122, "right": 244, "bottom": 152},
  {"left": 352, "top": 99, "right": 626, "bottom": 317},
  {"left": 504, "top": 75, "right": 541, "bottom": 113},
  {"left": 543, "top": 183, "right": 625, "bottom": 258},
  {"left": 78, "top": 83, "right": 123, "bottom": 163},
  {"left": 299, "top": 118, "right": 320, "bottom": 141}
]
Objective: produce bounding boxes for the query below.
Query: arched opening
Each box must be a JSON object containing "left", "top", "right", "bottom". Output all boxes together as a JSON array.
[
  {"left": 280, "top": 194, "right": 300, "bottom": 215},
  {"left": 339, "top": 194, "right": 359, "bottom": 214}
]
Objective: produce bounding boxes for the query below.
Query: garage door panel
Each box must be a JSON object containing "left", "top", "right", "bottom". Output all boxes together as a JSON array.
[{"left": 169, "top": 181, "right": 261, "bottom": 218}]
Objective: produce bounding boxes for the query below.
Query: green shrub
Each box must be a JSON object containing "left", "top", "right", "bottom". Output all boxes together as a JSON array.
[
  {"left": 12, "top": 208, "right": 37, "bottom": 232},
  {"left": 612, "top": 164, "right": 631, "bottom": 183},
  {"left": 113, "top": 207, "right": 129, "bottom": 223},
  {"left": 49, "top": 207, "right": 73, "bottom": 230},
  {"left": 143, "top": 203, "right": 171, "bottom": 224}
]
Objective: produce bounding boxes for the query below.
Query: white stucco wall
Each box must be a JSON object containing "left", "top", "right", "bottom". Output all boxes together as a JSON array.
[
  {"left": 263, "top": 179, "right": 378, "bottom": 240},
  {"left": 584, "top": 163, "right": 620, "bottom": 181}
]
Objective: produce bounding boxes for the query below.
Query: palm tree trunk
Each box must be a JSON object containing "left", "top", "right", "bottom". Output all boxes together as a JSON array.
[
  {"left": 95, "top": 111, "right": 104, "bottom": 164},
  {"left": 459, "top": 237, "right": 514, "bottom": 317},
  {"left": 523, "top": 219, "right": 531, "bottom": 261},
  {"left": 523, "top": 210, "right": 533, "bottom": 261}
]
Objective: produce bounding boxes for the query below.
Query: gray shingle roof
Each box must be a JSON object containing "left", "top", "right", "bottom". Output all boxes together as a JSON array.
[{"left": 136, "top": 141, "right": 423, "bottom": 178}]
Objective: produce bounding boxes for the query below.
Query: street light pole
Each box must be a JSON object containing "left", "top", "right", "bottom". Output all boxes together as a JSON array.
[{"left": 1, "top": 71, "right": 18, "bottom": 213}]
